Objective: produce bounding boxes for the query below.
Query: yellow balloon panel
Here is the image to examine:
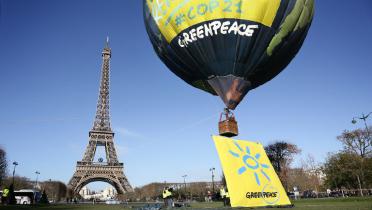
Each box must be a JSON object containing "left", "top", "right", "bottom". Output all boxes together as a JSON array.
[
  {"left": 213, "top": 135, "right": 291, "bottom": 207},
  {"left": 146, "top": 0, "right": 281, "bottom": 42}
]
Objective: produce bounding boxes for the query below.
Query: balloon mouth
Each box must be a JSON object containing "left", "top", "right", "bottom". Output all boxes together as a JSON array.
[{"left": 207, "top": 75, "right": 251, "bottom": 110}]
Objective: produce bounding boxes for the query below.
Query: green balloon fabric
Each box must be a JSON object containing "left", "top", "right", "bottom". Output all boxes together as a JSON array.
[{"left": 144, "top": 0, "right": 314, "bottom": 110}]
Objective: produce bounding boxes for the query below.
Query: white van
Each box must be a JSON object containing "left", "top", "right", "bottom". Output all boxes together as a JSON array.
[
  {"left": 15, "top": 189, "right": 41, "bottom": 205},
  {"left": 16, "top": 194, "right": 32, "bottom": 205}
]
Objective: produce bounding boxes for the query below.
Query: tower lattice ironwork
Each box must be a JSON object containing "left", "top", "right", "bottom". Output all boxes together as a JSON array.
[{"left": 68, "top": 38, "right": 133, "bottom": 194}]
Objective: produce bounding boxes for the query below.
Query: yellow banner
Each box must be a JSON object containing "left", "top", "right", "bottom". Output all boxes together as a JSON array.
[
  {"left": 213, "top": 135, "right": 291, "bottom": 207},
  {"left": 146, "top": 0, "right": 281, "bottom": 42}
]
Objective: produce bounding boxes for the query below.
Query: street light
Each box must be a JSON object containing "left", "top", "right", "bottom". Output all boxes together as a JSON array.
[
  {"left": 352, "top": 112, "right": 372, "bottom": 143},
  {"left": 182, "top": 175, "right": 187, "bottom": 198},
  {"left": 35, "top": 171, "right": 40, "bottom": 189},
  {"left": 209, "top": 167, "right": 215, "bottom": 193},
  {"left": 12, "top": 161, "right": 18, "bottom": 185}
]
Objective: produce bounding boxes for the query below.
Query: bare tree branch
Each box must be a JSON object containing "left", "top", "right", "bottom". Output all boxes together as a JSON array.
[{"left": 337, "top": 126, "right": 372, "bottom": 158}]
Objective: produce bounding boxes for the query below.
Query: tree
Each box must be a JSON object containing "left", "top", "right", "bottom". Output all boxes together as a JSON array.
[
  {"left": 265, "top": 141, "right": 301, "bottom": 173},
  {"left": 337, "top": 127, "right": 372, "bottom": 158},
  {"left": 40, "top": 181, "right": 67, "bottom": 202},
  {"left": 301, "top": 155, "right": 324, "bottom": 194},
  {"left": 287, "top": 168, "right": 312, "bottom": 192},
  {"left": 324, "top": 152, "right": 362, "bottom": 189},
  {"left": 0, "top": 147, "right": 6, "bottom": 187},
  {"left": 334, "top": 127, "right": 372, "bottom": 196},
  {"left": 2, "top": 176, "right": 33, "bottom": 190},
  {"left": 135, "top": 182, "right": 164, "bottom": 201},
  {"left": 365, "top": 158, "right": 372, "bottom": 188},
  {"left": 39, "top": 190, "right": 49, "bottom": 204},
  {"left": 188, "top": 182, "right": 209, "bottom": 201},
  {"left": 265, "top": 141, "right": 301, "bottom": 190},
  {"left": 323, "top": 152, "right": 372, "bottom": 195}
]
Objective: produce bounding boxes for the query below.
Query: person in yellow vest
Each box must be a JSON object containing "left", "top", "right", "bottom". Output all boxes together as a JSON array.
[
  {"left": 162, "top": 187, "right": 168, "bottom": 206},
  {"left": 167, "top": 188, "right": 174, "bottom": 208},
  {"left": 162, "top": 187, "right": 173, "bottom": 208},
  {"left": 220, "top": 187, "right": 227, "bottom": 206},
  {"left": 1, "top": 188, "right": 9, "bottom": 205}
]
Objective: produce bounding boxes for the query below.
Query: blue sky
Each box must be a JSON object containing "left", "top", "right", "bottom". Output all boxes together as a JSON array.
[{"left": 0, "top": 0, "right": 371, "bottom": 190}]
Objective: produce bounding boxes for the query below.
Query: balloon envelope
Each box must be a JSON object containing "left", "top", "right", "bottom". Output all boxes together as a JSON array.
[{"left": 144, "top": 0, "right": 314, "bottom": 109}]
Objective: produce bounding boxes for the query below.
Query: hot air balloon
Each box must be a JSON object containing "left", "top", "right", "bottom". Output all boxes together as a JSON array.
[{"left": 144, "top": 0, "right": 314, "bottom": 137}]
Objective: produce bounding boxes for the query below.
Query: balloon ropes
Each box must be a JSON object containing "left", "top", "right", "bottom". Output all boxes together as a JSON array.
[{"left": 144, "top": 0, "right": 314, "bottom": 137}]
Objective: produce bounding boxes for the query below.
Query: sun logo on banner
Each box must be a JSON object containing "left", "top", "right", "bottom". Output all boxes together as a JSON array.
[{"left": 229, "top": 141, "right": 271, "bottom": 186}]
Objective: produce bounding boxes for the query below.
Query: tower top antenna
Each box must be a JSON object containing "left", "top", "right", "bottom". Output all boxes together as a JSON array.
[
  {"left": 94, "top": 39, "right": 112, "bottom": 131},
  {"left": 105, "top": 36, "right": 110, "bottom": 48}
]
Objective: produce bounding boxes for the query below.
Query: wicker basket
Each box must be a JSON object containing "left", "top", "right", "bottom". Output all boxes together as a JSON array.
[{"left": 219, "top": 117, "right": 238, "bottom": 137}]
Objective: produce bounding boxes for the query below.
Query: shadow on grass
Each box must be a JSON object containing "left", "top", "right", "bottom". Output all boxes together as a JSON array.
[
  {"left": 0, "top": 204, "right": 74, "bottom": 210},
  {"left": 0, "top": 198, "right": 371, "bottom": 210},
  {"left": 0, "top": 203, "right": 142, "bottom": 210},
  {"left": 0, "top": 204, "right": 122, "bottom": 210}
]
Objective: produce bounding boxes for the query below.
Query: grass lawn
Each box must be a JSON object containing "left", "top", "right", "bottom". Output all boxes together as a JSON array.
[{"left": 0, "top": 197, "right": 371, "bottom": 210}]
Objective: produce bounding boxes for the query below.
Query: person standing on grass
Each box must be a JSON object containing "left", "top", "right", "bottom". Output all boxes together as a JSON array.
[
  {"left": 163, "top": 187, "right": 168, "bottom": 206},
  {"left": 225, "top": 189, "right": 230, "bottom": 207},
  {"left": 166, "top": 188, "right": 174, "bottom": 208},
  {"left": 1, "top": 188, "right": 9, "bottom": 205},
  {"left": 220, "top": 187, "right": 227, "bottom": 206},
  {"left": 163, "top": 187, "right": 173, "bottom": 208}
]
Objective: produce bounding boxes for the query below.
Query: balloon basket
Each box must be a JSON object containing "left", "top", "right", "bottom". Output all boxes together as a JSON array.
[{"left": 219, "top": 109, "right": 238, "bottom": 137}]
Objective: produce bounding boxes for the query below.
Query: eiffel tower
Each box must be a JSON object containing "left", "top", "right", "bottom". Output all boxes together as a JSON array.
[{"left": 68, "top": 38, "right": 133, "bottom": 195}]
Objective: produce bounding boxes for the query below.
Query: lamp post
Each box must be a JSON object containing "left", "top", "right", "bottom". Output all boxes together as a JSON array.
[
  {"left": 35, "top": 171, "right": 40, "bottom": 189},
  {"left": 352, "top": 112, "right": 372, "bottom": 144},
  {"left": 351, "top": 112, "right": 371, "bottom": 197},
  {"left": 12, "top": 161, "right": 18, "bottom": 185},
  {"left": 182, "top": 175, "right": 187, "bottom": 199},
  {"left": 209, "top": 167, "right": 215, "bottom": 193}
]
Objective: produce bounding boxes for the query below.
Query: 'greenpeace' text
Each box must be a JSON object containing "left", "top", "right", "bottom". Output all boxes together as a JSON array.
[{"left": 178, "top": 20, "right": 258, "bottom": 47}]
